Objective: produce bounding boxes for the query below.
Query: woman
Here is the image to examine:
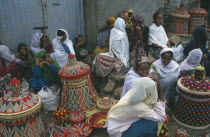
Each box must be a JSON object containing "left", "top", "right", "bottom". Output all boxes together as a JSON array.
[
  {"left": 131, "top": 15, "right": 149, "bottom": 47},
  {"left": 30, "top": 50, "right": 60, "bottom": 92},
  {"left": 16, "top": 43, "right": 33, "bottom": 80},
  {"left": 74, "top": 35, "right": 92, "bottom": 65},
  {"left": 30, "top": 32, "right": 53, "bottom": 55},
  {"left": 51, "top": 29, "right": 75, "bottom": 67},
  {"left": 121, "top": 57, "right": 150, "bottom": 98},
  {"left": 184, "top": 25, "right": 210, "bottom": 77},
  {"left": 0, "top": 45, "right": 21, "bottom": 97},
  {"left": 148, "top": 12, "right": 171, "bottom": 59},
  {"left": 130, "top": 15, "right": 147, "bottom": 67},
  {"left": 180, "top": 49, "right": 203, "bottom": 77},
  {"left": 92, "top": 17, "right": 116, "bottom": 59},
  {"left": 107, "top": 77, "right": 166, "bottom": 137},
  {"left": 184, "top": 25, "right": 208, "bottom": 57},
  {"left": 94, "top": 17, "right": 130, "bottom": 77},
  {"left": 151, "top": 48, "right": 179, "bottom": 104}
]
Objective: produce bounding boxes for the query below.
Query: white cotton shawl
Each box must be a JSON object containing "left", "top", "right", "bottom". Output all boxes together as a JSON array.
[
  {"left": 51, "top": 29, "right": 75, "bottom": 67},
  {"left": 30, "top": 32, "right": 44, "bottom": 55},
  {"left": 179, "top": 48, "right": 203, "bottom": 71},
  {"left": 108, "top": 77, "right": 158, "bottom": 120},
  {"left": 152, "top": 48, "right": 180, "bottom": 78},
  {"left": 148, "top": 23, "right": 168, "bottom": 48},
  {"left": 0, "top": 45, "right": 16, "bottom": 67},
  {"left": 101, "top": 18, "right": 130, "bottom": 68}
]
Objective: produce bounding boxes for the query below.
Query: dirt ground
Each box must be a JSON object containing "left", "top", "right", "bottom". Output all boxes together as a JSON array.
[{"left": 40, "top": 109, "right": 210, "bottom": 137}]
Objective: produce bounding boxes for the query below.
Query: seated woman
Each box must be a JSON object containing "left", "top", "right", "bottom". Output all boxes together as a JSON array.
[
  {"left": 91, "top": 17, "right": 116, "bottom": 59},
  {"left": 74, "top": 35, "right": 92, "bottom": 65},
  {"left": 0, "top": 45, "right": 22, "bottom": 97},
  {"left": 30, "top": 50, "right": 60, "bottom": 92},
  {"left": 184, "top": 25, "right": 210, "bottom": 77},
  {"left": 93, "top": 18, "right": 130, "bottom": 77},
  {"left": 121, "top": 57, "right": 151, "bottom": 98},
  {"left": 130, "top": 15, "right": 147, "bottom": 67},
  {"left": 151, "top": 48, "right": 180, "bottom": 104},
  {"left": 16, "top": 43, "right": 33, "bottom": 80},
  {"left": 148, "top": 12, "right": 171, "bottom": 59},
  {"left": 107, "top": 77, "right": 166, "bottom": 137},
  {"left": 51, "top": 29, "right": 75, "bottom": 67},
  {"left": 30, "top": 32, "right": 53, "bottom": 55},
  {"left": 180, "top": 49, "right": 203, "bottom": 77}
]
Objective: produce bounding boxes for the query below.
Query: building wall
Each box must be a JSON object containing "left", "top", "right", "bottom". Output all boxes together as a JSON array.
[{"left": 84, "top": 0, "right": 163, "bottom": 49}]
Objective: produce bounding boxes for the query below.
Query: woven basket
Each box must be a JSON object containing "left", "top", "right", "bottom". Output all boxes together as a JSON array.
[{"left": 97, "top": 97, "right": 116, "bottom": 110}]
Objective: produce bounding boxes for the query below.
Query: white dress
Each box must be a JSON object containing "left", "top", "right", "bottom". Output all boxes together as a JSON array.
[{"left": 51, "top": 29, "right": 75, "bottom": 67}]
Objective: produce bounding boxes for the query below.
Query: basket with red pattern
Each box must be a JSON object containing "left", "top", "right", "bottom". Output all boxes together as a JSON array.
[
  {"left": 68, "top": 111, "right": 86, "bottom": 123},
  {"left": 88, "top": 111, "right": 108, "bottom": 128},
  {"left": 97, "top": 97, "right": 116, "bottom": 110}
]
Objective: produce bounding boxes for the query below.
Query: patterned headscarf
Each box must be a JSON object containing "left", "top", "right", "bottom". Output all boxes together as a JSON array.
[{"left": 133, "top": 15, "right": 144, "bottom": 27}]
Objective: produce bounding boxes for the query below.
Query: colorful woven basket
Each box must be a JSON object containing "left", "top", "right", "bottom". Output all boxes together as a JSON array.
[
  {"left": 63, "top": 123, "right": 92, "bottom": 137},
  {"left": 97, "top": 97, "right": 116, "bottom": 110},
  {"left": 188, "top": 0, "right": 208, "bottom": 34},
  {"left": 0, "top": 91, "right": 44, "bottom": 137},
  {"left": 68, "top": 111, "right": 86, "bottom": 123},
  {"left": 45, "top": 122, "right": 68, "bottom": 137},
  {"left": 167, "top": 2, "right": 190, "bottom": 35},
  {"left": 59, "top": 54, "right": 96, "bottom": 111},
  {"left": 173, "top": 70, "right": 210, "bottom": 129},
  {"left": 88, "top": 111, "right": 108, "bottom": 128}
]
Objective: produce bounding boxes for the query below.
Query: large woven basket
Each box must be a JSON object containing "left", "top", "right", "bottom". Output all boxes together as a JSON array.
[
  {"left": 173, "top": 74, "right": 210, "bottom": 129},
  {"left": 59, "top": 54, "right": 96, "bottom": 111},
  {"left": 0, "top": 91, "right": 44, "bottom": 136}
]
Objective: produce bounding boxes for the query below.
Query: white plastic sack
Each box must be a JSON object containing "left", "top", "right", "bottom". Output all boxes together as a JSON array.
[
  {"left": 38, "top": 86, "right": 60, "bottom": 111},
  {"left": 172, "top": 44, "right": 184, "bottom": 62},
  {"left": 21, "top": 78, "right": 29, "bottom": 91}
]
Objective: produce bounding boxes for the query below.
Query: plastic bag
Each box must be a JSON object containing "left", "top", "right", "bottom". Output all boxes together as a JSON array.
[
  {"left": 38, "top": 86, "right": 60, "bottom": 111},
  {"left": 172, "top": 44, "right": 184, "bottom": 62},
  {"left": 21, "top": 78, "right": 29, "bottom": 91}
]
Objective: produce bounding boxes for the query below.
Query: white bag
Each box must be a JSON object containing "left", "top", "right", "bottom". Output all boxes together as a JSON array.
[
  {"left": 38, "top": 86, "right": 60, "bottom": 111},
  {"left": 172, "top": 44, "right": 184, "bottom": 62},
  {"left": 21, "top": 78, "right": 29, "bottom": 91}
]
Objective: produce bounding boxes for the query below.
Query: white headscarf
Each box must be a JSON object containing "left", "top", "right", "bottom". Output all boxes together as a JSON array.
[
  {"left": 30, "top": 32, "right": 43, "bottom": 55},
  {"left": 179, "top": 49, "right": 203, "bottom": 71},
  {"left": 0, "top": 45, "right": 16, "bottom": 67},
  {"left": 101, "top": 18, "right": 130, "bottom": 68},
  {"left": 152, "top": 48, "right": 180, "bottom": 78},
  {"left": 51, "top": 29, "right": 75, "bottom": 67},
  {"left": 148, "top": 23, "right": 168, "bottom": 48},
  {"left": 108, "top": 77, "right": 158, "bottom": 120}
]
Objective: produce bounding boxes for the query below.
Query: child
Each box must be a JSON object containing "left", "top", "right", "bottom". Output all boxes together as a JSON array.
[
  {"left": 30, "top": 50, "right": 60, "bottom": 92},
  {"left": 16, "top": 43, "right": 33, "bottom": 80},
  {"left": 74, "top": 35, "right": 92, "bottom": 65}
]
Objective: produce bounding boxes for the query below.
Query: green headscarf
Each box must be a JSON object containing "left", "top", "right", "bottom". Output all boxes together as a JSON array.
[{"left": 32, "top": 50, "right": 60, "bottom": 82}]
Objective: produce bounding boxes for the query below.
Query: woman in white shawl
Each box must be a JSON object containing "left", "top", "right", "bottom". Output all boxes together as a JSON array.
[
  {"left": 107, "top": 77, "right": 166, "bottom": 137},
  {"left": 179, "top": 48, "right": 203, "bottom": 77},
  {"left": 121, "top": 56, "right": 151, "bottom": 98},
  {"left": 51, "top": 29, "right": 75, "bottom": 67},
  {"left": 151, "top": 48, "right": 180, "bottom": 104},
  {"left": 148, "top": 12, "right": 171, "bottom": 59},
  {"left": 94, "top": 18, "right": 130, "bottom": 77}
]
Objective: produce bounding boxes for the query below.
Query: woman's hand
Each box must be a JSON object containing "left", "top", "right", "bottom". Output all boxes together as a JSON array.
[
  {"left": 167, "top": 40, "right": 171, "bottom": 47},
  {"left": 35, "top": 58, "right": 43, "bottom": 66},
  {"left": 43, "top": 61, "right": 50, "bottom": 66},
  {"left": 148, "top": 72, "right": 158, "bottom": 82}
]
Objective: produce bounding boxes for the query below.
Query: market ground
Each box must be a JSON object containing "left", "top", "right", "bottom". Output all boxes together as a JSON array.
[{"left": 40, "top": 110, "right": 210, "bottom": 137}]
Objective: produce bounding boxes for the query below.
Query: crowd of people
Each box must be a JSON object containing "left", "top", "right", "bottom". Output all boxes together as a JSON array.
[{"left": 0, "top": 10, "right": 210, "bottom": 136}]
